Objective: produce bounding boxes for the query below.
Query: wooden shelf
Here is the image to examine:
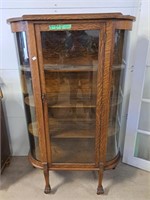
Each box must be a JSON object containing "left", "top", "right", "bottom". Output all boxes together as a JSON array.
[
  {"left": 20, "top": 65, "right": 31, "bottom": 71},
  {"left": 28, "top": 118, "right": 95, "bottom": 138},
  {"left": 28, "top": 121, "right": 39, "bottom": 137},
  {"left": 24, "top": 95, "right": 96, "bottom": 108},
  {"left": 44, "top": 63, "right": 124, "bottom": 72},
  {"left": 49, "top": 100, "right": 95, "bottom": 108},
  {"left": 44, "top": 64, "right": 97, "bottom": 72},
  {"left": 50, "top": 118, "right": 95, "bottom": 138},
  {"left": 28, "top": 117, "right": 118, "bottom": 138},
  {"left": 46, "top": 92, "right": 96, "bottom": 108},
  {"left": 51, "top": 129, "right": 95, "bottom": 139},
  {"left": 24, "top": 95, "right": 122, "bottom": 108},
  {"left": 24, "top": 96, "right": 35, "bottom": 107}
]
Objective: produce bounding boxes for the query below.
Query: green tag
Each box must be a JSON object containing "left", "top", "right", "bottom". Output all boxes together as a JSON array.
[{"left": 49, "top": 24, "right": 72, "bottom": 30}]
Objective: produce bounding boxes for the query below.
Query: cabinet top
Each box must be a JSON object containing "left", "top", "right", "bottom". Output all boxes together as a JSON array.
[{"left": 7, "top": 13, "right": 135, "bottom": 23}]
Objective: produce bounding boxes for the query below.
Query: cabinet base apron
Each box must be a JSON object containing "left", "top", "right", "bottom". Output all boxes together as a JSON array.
[{"left": 28, "top": 152, "right": 120, "bottom": 194}]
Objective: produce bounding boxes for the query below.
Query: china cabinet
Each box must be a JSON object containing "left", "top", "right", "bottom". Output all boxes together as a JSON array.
[{"left": 7, "top": 13, "right": 135, "bottom": 194}]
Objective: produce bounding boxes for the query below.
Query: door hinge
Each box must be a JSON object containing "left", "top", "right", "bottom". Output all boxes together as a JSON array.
[{"left": 41, "top": 93, "right": 46, "bottom": 102}]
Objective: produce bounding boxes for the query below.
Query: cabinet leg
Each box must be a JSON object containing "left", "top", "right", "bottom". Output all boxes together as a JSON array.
[
  {"left": 43, "top": 163, "right": 51, "bottom": 194},
  {"left": 97, "top": 164, "right": 104, "bottom": 195}
]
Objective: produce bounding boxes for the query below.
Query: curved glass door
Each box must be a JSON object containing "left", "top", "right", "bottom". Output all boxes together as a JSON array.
[{"left": 40, "top": 29, "right": 100, "bottom": 163}]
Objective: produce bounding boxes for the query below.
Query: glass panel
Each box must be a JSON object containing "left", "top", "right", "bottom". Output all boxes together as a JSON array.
[
  {"left": 106, "top": 30, "right": 125, "bottom": 161},
  {"left": 134, "top": 133, "right": 150, "bottom": 161},
  {"left": 41, "top": 30, "right": 100, "bottom": 163},
  {"left": 16, "top": 32, "right": 41, "bottom": 161},
  {"left": 138, "top": 102, "right": 150, "bottom": 132},
  {"left": 143, "top": 66, "right": 150, "bottom": 99}
]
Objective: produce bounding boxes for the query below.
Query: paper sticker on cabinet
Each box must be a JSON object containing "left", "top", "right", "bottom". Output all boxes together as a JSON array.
[{"left": 49, "top": 24, "right": 72, "bottom": 30}]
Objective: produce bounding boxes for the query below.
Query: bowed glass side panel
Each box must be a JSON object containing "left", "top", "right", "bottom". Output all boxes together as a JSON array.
[
  {"left": 15, "top": 32, "right": 41, "bottom": 161},
  {"left": 106, "top": 30, "right": 125, "bottom": 161}
]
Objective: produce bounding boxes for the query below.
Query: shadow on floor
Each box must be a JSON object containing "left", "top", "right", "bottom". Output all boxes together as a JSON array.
[
  {"left": 0, "top": 156, "right": 34, "bottom": 190},
  {"left": 49, "top": 161, "right": 139, "bottom": 195},
  {"left": 0, "top": 156, "right": 138, "bottom": 195},
  {"left": 51, "top": 161, "right": 139, "bottom": 195}
]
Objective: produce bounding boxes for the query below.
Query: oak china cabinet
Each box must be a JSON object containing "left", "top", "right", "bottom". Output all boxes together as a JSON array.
[{"left": 7, "top": 13, "right": 135, "bottom": 194}]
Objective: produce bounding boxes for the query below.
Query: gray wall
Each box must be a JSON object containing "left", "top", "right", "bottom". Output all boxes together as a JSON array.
[{"left": 0, "top": 0, "right": 141, "bottom": 155}]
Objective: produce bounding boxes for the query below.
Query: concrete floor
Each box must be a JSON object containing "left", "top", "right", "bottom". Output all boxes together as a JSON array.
[{"left": 0, "top": 157, "right": 150, "bottom": 200}]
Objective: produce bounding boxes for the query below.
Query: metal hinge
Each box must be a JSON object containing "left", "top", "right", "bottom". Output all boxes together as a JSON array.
[{"left": 41, "top": 93, "right": 46, "bottom": 102}]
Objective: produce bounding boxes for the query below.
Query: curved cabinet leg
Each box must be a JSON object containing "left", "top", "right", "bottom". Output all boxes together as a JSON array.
[
  {"left": 43, "top": 163, "right": 51, "bottom": 194},
  {"left": 97, "top": 164, "right": 104, "bottom": 195}
]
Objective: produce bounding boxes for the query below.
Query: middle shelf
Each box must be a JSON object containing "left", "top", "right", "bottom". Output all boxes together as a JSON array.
[
  {"left": 28, "top": 118, "right": 96, "bottom": 139},
  {"left": 24, "top": 93, "right": 122, "bottom": 108},
  {"left": 28, "top": 117, "right": 119, "bottom": 139}
]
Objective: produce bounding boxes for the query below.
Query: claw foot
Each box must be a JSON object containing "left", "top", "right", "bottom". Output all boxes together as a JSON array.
[
  {"left": 97, "top": 185, "right": 104, "bottom": 195},
  {"left": 44, "top": 185, "right": 51, "bottom": 194}
]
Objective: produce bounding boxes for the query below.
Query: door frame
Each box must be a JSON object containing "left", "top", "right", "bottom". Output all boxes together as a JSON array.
[
  {"left": 123, "top": 37, "right": 150, "bottom": 171},
  {"left": 34, "top": 21, "right": 106, "bottom": 168}
]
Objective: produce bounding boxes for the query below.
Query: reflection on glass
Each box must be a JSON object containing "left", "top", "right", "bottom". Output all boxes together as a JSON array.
[
  {"left": 106, "top": 30, "right": 125, "bottom": 161},
  {"left": 143, "top": 66, "right": 150, "bottom": 99},
  {"left": 16, "top": 32, "right": 41, "bottom": 161},
  {"left": 41, "top": 30, "right": 99, "bottom": 66},
  {"left": 138, "top": 102, "right": 150, "bottom": 132},
  {"left": 41, "top": 30, "right": 99, "bottom": 163},
  {"left": 134, "top": 133, "right": 150, "bottom": 161}
]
